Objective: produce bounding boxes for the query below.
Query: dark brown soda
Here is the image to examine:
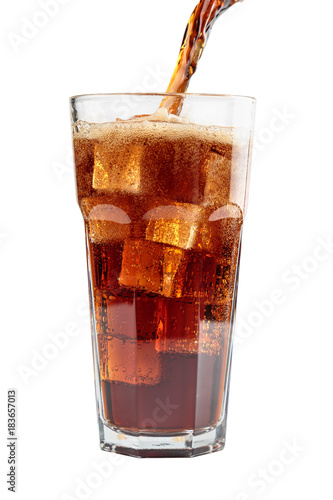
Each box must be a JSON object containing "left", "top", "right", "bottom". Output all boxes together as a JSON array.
[
  {"left": 74, "top": 120, "right": 246, "bottom": 432},
  {"left": 163, "top": 0, "right": 242, "bottom": 114}
]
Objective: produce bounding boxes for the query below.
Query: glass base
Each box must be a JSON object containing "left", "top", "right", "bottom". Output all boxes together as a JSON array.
[{"left": 98, "top": 418, "right": 226, "bottom": 458}]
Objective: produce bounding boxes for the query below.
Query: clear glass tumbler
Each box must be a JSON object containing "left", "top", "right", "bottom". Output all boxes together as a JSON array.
[{"left": 70, "top": 93, "right": 255, "bottom": 458}]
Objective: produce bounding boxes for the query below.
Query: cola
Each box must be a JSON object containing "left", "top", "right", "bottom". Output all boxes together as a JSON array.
[
  {"left": 164, "top": 0, "right": 242, "bottom": 113},
  {"left": 74, "top": 117, "right": 247, "bottom": 431}
]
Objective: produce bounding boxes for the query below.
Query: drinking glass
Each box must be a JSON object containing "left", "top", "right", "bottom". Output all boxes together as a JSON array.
[{"left": 70, "top": 93, "right": 255, "bottom": 457}]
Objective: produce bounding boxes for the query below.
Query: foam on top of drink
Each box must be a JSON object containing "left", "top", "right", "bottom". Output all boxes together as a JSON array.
[{"left": 73, "top": 110, "right": 247, "bottom": 149}]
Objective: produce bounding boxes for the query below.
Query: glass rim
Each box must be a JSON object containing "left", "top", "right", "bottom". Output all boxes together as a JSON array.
[{"left": 70, "top": 92, "right": 256, "bottom": 103}]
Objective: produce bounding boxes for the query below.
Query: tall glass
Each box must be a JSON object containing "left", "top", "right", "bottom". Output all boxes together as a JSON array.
[{"left": 70, "top": 93, "right": 255, "bottom": 458}]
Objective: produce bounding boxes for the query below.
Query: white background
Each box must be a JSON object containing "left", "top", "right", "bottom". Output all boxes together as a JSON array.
[{"left": 1, "top": 0, "right": 333, "bottom": 499}]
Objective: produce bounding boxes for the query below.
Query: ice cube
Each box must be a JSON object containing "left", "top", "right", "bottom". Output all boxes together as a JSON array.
[
  {"left": 198, "top": 301, "right": 233, "bottom": 357},
  {"left": 119, "top": 240, "right": 162, "bottom": 294},
  {"left": 94, "top": 294, "right": 134, "bottom": 337},
  {"left": 203, "top": 145, "right": 249, "bottom": 209},
  {"left": 119, "top": 239, "right": 187, "bottom": 298},
  {"left": 161, "top": 246, "right": 186, "bottom": 298},
  {"left": 144, "top": 204, "right": 203, "bottom": 249},
  {"left": 181, "top": 253, "right": 218, "bottom": 303},
  {"left": 88, "top": 241, "right": 124, "bottom": 295},
  {"left": 93, "top": 142, "right": 142, "bottom": 193},
  {"left": 99, "top": 335, "right": 161, "bottom": 385},
  {"left": 154, "top": 298, "right": 232, "bottom": 357},
  {"left": 155, "top": 299, "right": 200, "bottom": 355},
  {"left": 81, "top": 197, "right": 131, "bottom": 243},
  {"left": 96, "top": 295, "right": 162, "bottom": 385},
  {"left": 95, "top": 293, "right": 162, "bottom": 339},
  {"left": 196, "top": 204, "right": 243, "bottom": 256},
  {"left": 203, "top": 148, "right": 231, "bottom": 207}
]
